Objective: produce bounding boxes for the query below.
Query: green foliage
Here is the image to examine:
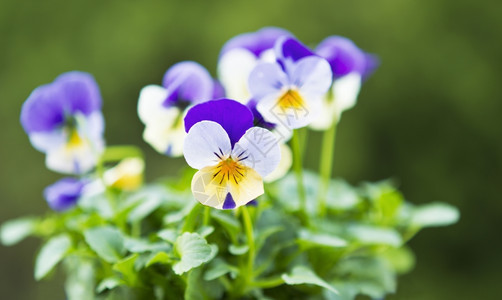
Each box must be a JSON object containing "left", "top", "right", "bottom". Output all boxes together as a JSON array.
[
  {"left": 84, "top": 226, "right": 126, "bottom": 263},
  {"left": 1, "top": 165, "right": 458, "bottom": 299},
  {"left": 34, "top": 234, "right": 72, "bottom": 280},
  {"left": 282, "top": 266, "right": 339, "bottom": 293},
  {"left": 173, "top": 232, "right": 217, "bottom": 275},
  {"left": 0, "top": 217, "right": 38, "bottom": 246}
]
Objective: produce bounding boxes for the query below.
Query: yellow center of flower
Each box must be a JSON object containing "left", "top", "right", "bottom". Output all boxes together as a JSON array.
[
  {"left": 67, "top": 129, "right": 84, "bottom": 148},
  {"left": 212, "top": 157, "right": 246, "bottom": 185},
  {"left": 278, "top": 89, "right": 305, "bottom": 111}
]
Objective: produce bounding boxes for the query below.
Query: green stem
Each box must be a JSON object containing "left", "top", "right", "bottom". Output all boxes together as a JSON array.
[
  {"left": 251, "top": 277, "right": 285, "bottom": 289},
  {"left": 203, "top": 206, "right": 211, "bottom": 226},
  {"left": 241, "top": 206, "right": 255, "bottom": 278},
  {"left": 317, "top": 121, "right": 337, "bottom": 217},
  {"left": 181, "top": 204, "right": 202, "bottom": 233},
  {"left": 291, "top": 130, "right": 307, "bottom": 216}
]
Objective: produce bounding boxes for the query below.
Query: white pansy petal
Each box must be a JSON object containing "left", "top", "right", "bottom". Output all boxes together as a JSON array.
[
  {"left": 137, "top": 85, "right": 168, "bottom": 124},
  {"left": 218, "top": 49, "right": 257, "bottom": 103},
  {"left": 29, "top": 130, "right": 66, "bottom": 153},
  {"left": 264, "top": 143, "right": 292, "bottom": 182},
  {"left": 191, "top": 166, "right": 263, "bottom": 209},
  {"left": 142, "top": 107, "right": 185, "bottom": 156},
  {"left": 259, "top": 48, "right": 277, "bottom": 63},
  {"left": 309, "top": 96, "right": 337, "bottom": 130},
  {"left": 183, "top": 121, "right": 232, "bottom": 169},
  {"left": 248, "top": 62, "right": 288, "bottom": 100},
  {"left": 232, "top": 127, "right": 281, "bottom": 178},
  {"left": 292, "top": 56, "right": 333, "bottom": 99},
  {"left": 333, "top": 72, "right": 362, "bottom": 114}
]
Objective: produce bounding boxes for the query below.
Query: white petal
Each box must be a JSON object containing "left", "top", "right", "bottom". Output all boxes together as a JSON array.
[
  {"left": 183, "top": 121, "right": 232, "bottom": 169},
  {"left": 333, "top": 72, "right": 361, "bottom": 114},
  {"left": 29, "top": 130, "right": 66, "bottom": 153},
  {"left": 309, "top": 94, "right": 337, "bottom": 130},
  {"left": 259, "top": 48, "right": 277, "bottom": 63},
  {"left": 292, "top": 56, "right": 333, "bottom": 100},
  {"left": 232, "top": 127, "right": 281, "bottom": 178},
  {"left": 264, "top": 143, "right": 292, "bottom": 182},
  {"left": 217, "top": 49, "right": 257, "bottom": 103},
  {"left": 142, "top": 107, "right": 185, "bottom": 156},
  {"left": 248, "top": 62, "right": 288, "bottom": 100},
  {"left": 137, "top": 85, "right": 169, "bottom": 124}
]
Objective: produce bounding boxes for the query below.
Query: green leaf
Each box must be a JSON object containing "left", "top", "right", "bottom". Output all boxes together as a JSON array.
[
  {"left": 282, "top": 266, "right": 338, "bottom": 294},
  {"left": 204, "top": 259, "right": 239, "bottom": 280},
  {"left": 157, "top": 229, "right": 178, "bottom": 244},
  {"left": 96, "top": 277, "right": 124, "bottom": 293},
  {"left": 146, "top": 251, "right": 172, "bottom": 267},
  {"left": 127, "top": 195, "right": 163, "bottom": 223},
  {"left": 381, "top": 246, "right": 415, "bottom": 274},
  {"left": 211, "top": 210, "right": 241, "bottom": 241},
  {"left": 0, "top": 217, "right": 37, "bottom": 246},
  {"left": 185, "top": 267, "right": 224, "bottom": 300},
  {"left": 326, "top": 180, "right": 360, "bottom": 210},
  {"left": 411, "top": 202, "right": 460, "bottom": 227},
  {"left": 124, "top": 237, "right": 170, "bottom": 253},
  {"left": 228, "top": 244, "right": 249, "bottom": 255},
  {"left": 348, "top": 224, "right": 402, "bottom": 247},
  {"left": 197, "top": 226, "right": 214, "bottom": 238},
  {"left": 35, "top": 234, "right": 72, "bottom": 280},
  {"left": 173, "top": 232, "right": 217, "bottom": 275},
  {"left": 113, "top": 254, "right": 139, "bottom": 285},
  {"left": 255, "top": 225, "right": 284, "bottom": 251},
  {"left": 84, "top": 226, "right": 126, "bottom": 263},
  {"left": 298, "top": 229, "right": 348, "bottom": 249},
  {"left": 64, "top": 257, "right": 96, "bottom": 300}
]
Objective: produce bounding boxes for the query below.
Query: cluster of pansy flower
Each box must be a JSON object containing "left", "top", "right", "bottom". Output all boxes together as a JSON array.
[
  {"left": 9, "top": 27, "right": 462, "bottom": 300},
  {"left": 20, "top": 72, "right": 144, "bottom": 211},
  {"left": 137, "top": 27, "right": 377, "bottom": 210}
]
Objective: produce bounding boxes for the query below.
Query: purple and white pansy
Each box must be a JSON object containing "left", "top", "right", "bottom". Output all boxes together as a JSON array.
[
  {"left": 138, "top": 61, "right": 223, "bottom": 157},
  {"left": 183, "top": 99, "right": 281, "bottom": 209},
  {"left": 217, "top": 27, "right": 292, "bottom": 103},
  {"left": 248, "top": 36, "right": 333, "bottom": 130},
  {"left": 310, "top": 36, "right": 379, "bottom": 129},
  {"left": 20, "top": 71, "right": 105, "bottom": 174}
]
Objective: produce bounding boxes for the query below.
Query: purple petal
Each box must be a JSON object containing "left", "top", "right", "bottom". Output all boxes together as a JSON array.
[
  {"left": 54, "top": 71, "right": 102, "bottom": 115},
  {"left": 315, "top": 36, "right": 378, "bottom": 79},
  {"left": 247, "top": 100, "right": 276, "bottom": 131},
  {"left": 222, "top": 193, "right": 236, "bottom": 209},
  {"left": 220, "top": 27, "right": 293, "bottom": 57},
  {"left": 162, "top": 61, "right": 214, "bottom": 105},
  {"left": 246, "top": 199, "right": 258, "bottom": 207},
  {"left": 20, "top": 84, "right": 65, "bottom": 133},
  {"left": 275, "top": 37, "right": 315, "bottom": 64},
  {"left": 184, "top": 99, "right": 254, "bottom": 147},
  {"left": 43, "top": 177, "right": 85, "bottom": 212}
]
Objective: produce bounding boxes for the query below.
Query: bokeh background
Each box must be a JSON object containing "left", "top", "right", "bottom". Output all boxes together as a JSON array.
[{"left": 1, "top": 0, "right": 501, "bottom": 299}]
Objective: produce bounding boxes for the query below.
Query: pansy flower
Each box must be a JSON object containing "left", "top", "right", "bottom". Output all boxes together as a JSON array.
[
  {"left": 310, "top": 36, "right": 379, "bottom": 129},
  {"left": 103, "top": 158, "right": 144, "bottom": 191},
  {"left": 20, "top": 71, "right": 105, "bottom": 174},
  {"left": 44, "top": 177, "right": 87, "bottom": 211},
  {"left": 138, "top": 61, "right": 223, "bottom": 157},
  {"left": 218, "top": 27, "right": 292, "bottom": 103},
  {"left": 248, "top": 37, "right": 332, "bottom": 129},
  {"left": 183, "top": 99, "right": 281, "bottom": 209}
]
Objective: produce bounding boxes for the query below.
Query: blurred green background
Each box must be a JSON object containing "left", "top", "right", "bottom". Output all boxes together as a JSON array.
[{"left": 1, "top": 0, "right": 501, "bottom": 299}]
